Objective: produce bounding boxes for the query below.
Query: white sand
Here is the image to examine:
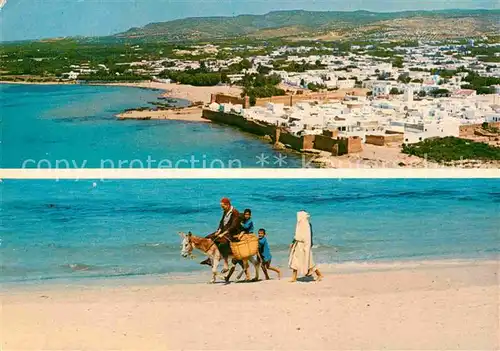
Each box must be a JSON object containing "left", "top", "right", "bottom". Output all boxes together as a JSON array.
[{"left": 2, "top": 260, "right": 498, "bottom": 350}]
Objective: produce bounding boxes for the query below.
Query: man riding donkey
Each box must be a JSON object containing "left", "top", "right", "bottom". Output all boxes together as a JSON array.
[
  {"left": 200, "top": 197, "right": 241, "bottom": 273},
  {"left": 180, "top": 197, "right": 260, "bottom": 283}
]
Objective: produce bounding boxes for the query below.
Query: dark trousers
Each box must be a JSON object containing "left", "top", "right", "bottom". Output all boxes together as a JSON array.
[{"left": 205, "top": 232, "right": 230, "bottom": 260}]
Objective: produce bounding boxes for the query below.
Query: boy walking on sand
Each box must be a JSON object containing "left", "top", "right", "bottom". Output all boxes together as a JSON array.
[{"left": 258, "top": 228, "right": 281, "bottom": 280}]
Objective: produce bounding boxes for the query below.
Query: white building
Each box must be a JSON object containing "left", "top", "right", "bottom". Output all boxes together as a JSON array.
[
  {"left": 403, "top": 118, "right": 461, "bottom": 144},
  {"left": 64, "top": 71, "right": 79, "bottom": 80},
  {"left": 337, "top": 79, "right": 356, "bottom": 90},
  {"left": 371, "top": 82, "right": 394, "bottom": 96}
]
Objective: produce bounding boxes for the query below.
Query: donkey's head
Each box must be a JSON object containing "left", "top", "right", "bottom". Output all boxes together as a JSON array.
[{"left": 179, "top": 231, "right": 194, "bottom": 258}]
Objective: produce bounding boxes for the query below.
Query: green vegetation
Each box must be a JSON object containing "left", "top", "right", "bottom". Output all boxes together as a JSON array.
[
  {"left": 272, "top": 59, "right": 325, "bottom": 72},
  {"left": 367, "top": 49, "right": 396, "bottom": 58},
  {"left": 469, "top": 46, "right": 500, "bottom": 63},
  {"left": 482, "top": 122, "right": 500, "bottom": 134},
  {"left": 0, "top": 40, "right": 175, "bottom": 79},
  {"left": 429, "top": 68, "right": 459, "bottom": 78},
  {"left": 428, "top": 88, "right": 451, "bottom": 97},
  {"left": 392, "top": 56, "right": 404, "bottom": 68},
  {"left": 461, "top": 71, "right": 500, "bottom": 94},
  {"left": 117, "top": 10, "right": 500, "bottom": 41},
  {"left": 397, "top": 74, "right": 412, "bottom": 83},
  {"left": 159, "top": 69, "right": 222, "bottom": 86},
  {"left": 223, "top": 58, "right": 253, "bottom": 74},
  {"left": 240, "top": 73, "right": 285, "bottom": 104},
  {"left": 78, "top": 73, "right": 151, "bottom": 82},
  {"left": 307, "top": 83, "right": 327, "bottom": 92},
  {"left": 402, "top": 137, "right": 500, "bottom": 162}
]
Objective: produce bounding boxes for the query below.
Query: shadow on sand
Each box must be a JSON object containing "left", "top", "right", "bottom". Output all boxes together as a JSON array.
[{"left": 296, "top": 276, "right": 316, "bottom": 283}]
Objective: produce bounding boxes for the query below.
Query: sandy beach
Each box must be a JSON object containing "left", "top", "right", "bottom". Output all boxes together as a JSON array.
[
  {"left": 2, "top": 259, "right": 498, "bottom": 350},
  {"left": 311, "top": 143, "right": 500, "bottom": 169}
]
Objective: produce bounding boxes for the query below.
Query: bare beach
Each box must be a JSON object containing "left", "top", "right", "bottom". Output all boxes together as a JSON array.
[
  {"left": 2, "top": 259, "right": 498, "bottom": 350},
  {"left": 312, "top": 143, "right": 500, "bottom": 169}
]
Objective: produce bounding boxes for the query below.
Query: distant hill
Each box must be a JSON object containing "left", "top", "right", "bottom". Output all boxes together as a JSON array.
[{"left": 116, "top": 9, "right": 500, "bottom": 41}]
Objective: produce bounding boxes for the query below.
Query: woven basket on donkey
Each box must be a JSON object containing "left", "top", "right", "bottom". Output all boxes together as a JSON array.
[{"left": 230, "top": 234, "right": 259, "bottom": 260}]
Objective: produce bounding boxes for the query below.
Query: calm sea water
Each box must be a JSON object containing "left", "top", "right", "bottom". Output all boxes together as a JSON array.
[
  {"left": 1, "top": 179, "right": 499, "bottom": 283},
  {"left": 0, "top": 84, "right": 303, "bottom": 168}
]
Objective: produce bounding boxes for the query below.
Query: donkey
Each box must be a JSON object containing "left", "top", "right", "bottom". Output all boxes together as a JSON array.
[{"left": 179, "top": 231, "right": 261, "bottom": 284}]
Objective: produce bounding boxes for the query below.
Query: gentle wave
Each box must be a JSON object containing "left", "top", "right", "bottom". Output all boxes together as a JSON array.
[
  {"left": 3, "top": 251, "right": 498, "bottom": 284},
  {"left": 61, "top": 263, "right": 97, "bottom": 271},
  {"left": 4, "top": 201, "right": 217, "bottom": 218},
  {"left": 262, "top": 189, "right": 495, "bottom": 204}
]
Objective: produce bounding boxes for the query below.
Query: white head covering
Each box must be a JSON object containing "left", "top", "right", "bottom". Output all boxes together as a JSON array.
[
  {"left": 294, "top": 211, "right": 311, "bottom": 246},
  {"left": 289, "top": 210, "right": 315, "bottom": 274}
]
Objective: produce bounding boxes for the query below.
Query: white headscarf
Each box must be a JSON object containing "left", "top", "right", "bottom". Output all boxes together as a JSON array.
[{"left": 294, "top": 211, "right": 312, "bottom": 246}]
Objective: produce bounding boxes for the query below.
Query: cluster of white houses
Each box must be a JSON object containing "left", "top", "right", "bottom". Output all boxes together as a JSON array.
[
  {"left": 208, "top": 92, "right": 500, "bottom": 145},
  {"left": 61, "top": 41, "right": 500, "bottom": 147},
  {"left": 62, "top": 41, "right": 500, "bottom": 88}
]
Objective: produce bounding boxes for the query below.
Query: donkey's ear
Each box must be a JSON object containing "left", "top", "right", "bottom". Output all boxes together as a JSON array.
[{"left": 178, "top": 232, "right": 186, "bottom": 238}]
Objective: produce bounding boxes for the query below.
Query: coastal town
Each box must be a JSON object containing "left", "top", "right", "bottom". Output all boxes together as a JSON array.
[
  {"left": 1, "top": 15, "right": 499, "bottom": 167},
  {"left": 108, "top": 39, "right": 500, "bottom": 167},
  {"left": 2, "top": 6, "right": 500, "bottom": 351}
]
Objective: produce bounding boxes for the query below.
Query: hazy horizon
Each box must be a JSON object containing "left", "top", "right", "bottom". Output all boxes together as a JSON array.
[{"left": 1, "top": 0, "right": 498, "bottom": 42}]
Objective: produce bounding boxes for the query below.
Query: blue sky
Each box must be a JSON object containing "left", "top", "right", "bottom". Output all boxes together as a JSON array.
[{"left": 0, "top": 0, "right": 498, "bottom": 42}]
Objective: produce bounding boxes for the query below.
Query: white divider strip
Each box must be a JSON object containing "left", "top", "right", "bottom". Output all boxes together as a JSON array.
[{"left": 0, "top": 168, "right": 499, "bottom": 179}]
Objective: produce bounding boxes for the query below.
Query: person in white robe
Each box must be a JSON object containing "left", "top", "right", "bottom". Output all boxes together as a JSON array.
[{"left": 288, "top": 210, "right": 323, "bottom": 282}]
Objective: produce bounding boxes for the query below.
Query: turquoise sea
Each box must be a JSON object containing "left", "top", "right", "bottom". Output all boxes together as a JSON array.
[
  {"left": 0, "top": 84, "right": 304, "bottom": 168},
  {"left": 1, "top": 179, "right": 499, "bottom": 283}
]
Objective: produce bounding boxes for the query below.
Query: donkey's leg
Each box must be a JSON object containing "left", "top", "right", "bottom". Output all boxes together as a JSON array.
[
  {"left": 236, "top": 261, "right": 245, "bottom": 280},
  {"left": 225, "top": 266, "right": 236, "bottom": 283},
  {"left": 243, "top": 259, "right": 251, "bottom": 281},
  {"left": 249, "top": 256, "right": 261, "bottom": 281},
  {"left": 220, "top": 244, "right": 230, "bottom": 273},
  {"left": 211, "top": 256, "right": 220, "bottom": 284},
  {"left": 221, "top": 256, "right": 230, "bottom": 273}
]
